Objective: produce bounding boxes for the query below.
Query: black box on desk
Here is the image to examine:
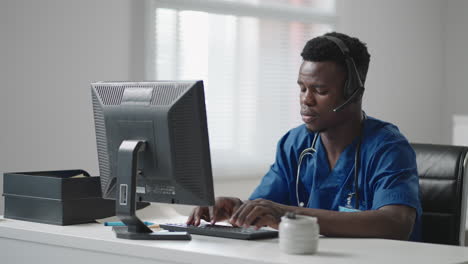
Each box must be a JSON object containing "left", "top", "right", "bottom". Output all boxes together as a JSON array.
[{"left": 2, "top": 170, "right": 116, "bottom": 225}]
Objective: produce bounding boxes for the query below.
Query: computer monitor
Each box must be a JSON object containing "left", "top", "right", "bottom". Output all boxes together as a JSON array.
[{"left": 91, "top": 80, "right": 215, "bottom": 240}]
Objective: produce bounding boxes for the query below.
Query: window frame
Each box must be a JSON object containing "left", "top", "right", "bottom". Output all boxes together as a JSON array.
[{"left": 144, "top": 0, "right": 337, "bottom": 179}]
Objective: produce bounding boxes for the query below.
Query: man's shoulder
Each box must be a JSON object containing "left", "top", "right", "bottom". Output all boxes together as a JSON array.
[
  {"left": 365, "top": 115, "right": 408, "bottom": 144},
  {"left": 363, "top": 115, "right": 415, "bottom": 159}
]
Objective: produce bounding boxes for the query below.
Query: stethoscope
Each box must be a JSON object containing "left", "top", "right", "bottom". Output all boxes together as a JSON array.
[{"left": 295, "top": 115, "right": 366, "bottom": 209}]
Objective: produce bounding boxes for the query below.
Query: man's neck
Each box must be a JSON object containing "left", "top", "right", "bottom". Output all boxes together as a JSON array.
[{"left": 320, "top": 111, "right": 364, "bottom": 165}]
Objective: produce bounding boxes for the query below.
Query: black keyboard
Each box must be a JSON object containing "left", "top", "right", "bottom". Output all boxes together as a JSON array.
[{"left": 159, "top": 223, "right": 278, "bottom": 240}]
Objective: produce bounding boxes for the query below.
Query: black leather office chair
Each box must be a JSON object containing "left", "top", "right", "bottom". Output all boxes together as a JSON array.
[{"left": 411, "top": 143, "right": 468, "bottom": 246}]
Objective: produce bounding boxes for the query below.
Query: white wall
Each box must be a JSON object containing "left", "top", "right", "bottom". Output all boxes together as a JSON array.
[
  {"left": 444, "top": 0, "right": 468, "bottom": 145},
  {"left": 1, "top": 0, "right": 468, "bottom": 216},
  {"left": 0, "top": 0, "right": 134, "bottom": 213},
  {"left": 337, "top": 0, "right": 445, "bottom": 144},
  {"left": 338, "top": 0, "right": 468, "bottom": 146},
  {"left": 444, "top": 0, "right": 468, "bottom": 232}
]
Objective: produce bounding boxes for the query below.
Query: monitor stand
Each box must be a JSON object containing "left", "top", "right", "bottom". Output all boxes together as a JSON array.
[{"left": 113, "top": 139, "right": 191, "bottom": 240}]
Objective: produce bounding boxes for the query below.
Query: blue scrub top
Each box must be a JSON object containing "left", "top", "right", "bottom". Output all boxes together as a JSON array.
[{"left": 249, "top": 115, "right": 422, "bottom": 241}]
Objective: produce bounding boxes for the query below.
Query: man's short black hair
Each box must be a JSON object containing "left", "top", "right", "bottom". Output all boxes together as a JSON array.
[{"left": 301, "top": 32, "right": 371, "bottom": 84}]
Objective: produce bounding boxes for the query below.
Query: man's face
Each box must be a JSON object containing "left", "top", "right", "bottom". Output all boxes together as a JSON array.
[{"left": 298, "top": 60, "right": 347, "bottom": 132}]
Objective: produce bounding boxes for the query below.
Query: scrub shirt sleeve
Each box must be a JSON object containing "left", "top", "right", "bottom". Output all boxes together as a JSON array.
[
  {"left": 249, "top": 133, "right": 294, "bottom": 205},
  {"left": 368, "top": 140, "right": 421, "bottom": 213}
]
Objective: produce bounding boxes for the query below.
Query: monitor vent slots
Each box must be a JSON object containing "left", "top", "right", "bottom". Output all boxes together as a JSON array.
[
  {"left": 150, "top": 83, "right": 191, "bottom": 106},
  {"left": 95, "top": 83, "right": 193, "bottom": 106},
  {"left": 92, "top": 93, "right": 112, "bottom": 196},
  {"left": 95, "top": 86, "right": 125, "bottom": 105}
]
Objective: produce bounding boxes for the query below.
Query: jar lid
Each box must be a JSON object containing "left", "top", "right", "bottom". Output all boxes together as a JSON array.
[{"left": 281, "top": 214, "right": 317, "bottom": 225}]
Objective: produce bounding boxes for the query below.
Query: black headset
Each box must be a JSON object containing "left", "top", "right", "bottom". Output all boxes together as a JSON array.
[{"left": 323, "top": 35, "right": 365, "bottom": 112}]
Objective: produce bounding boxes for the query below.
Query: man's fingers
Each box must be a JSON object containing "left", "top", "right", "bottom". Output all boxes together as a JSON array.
[
  {"left": 244, "top": 205, "right": 266, "bottom": 226},
  {"left": 234, "top": 203, "right": 255, "bottom": 227},
  {"left": 195, "top": 198, "right": 282, "bottom": 229},
  {"left": 186, "top": 211, "right": 195, "bottom": 225},
  {"left": 187, "top": 207, "right": 201, "bottom": 225},
  {"left": 189, "top": 198, "right": 246, "bottom": 226},
  {"left": 229, "top": 200, "right": 284, "bottom": 229},
  {"left": 211, "top": 206, "right": 218, "bottom": 224},
  {"left": 194, "top": 213, "right": 200, "bottom": 226},
  {"left": 229, "top": 202, "right": 247, "bottom": 225},
  {"left": 188, "top": 207, "right": 209, "bottom": 226},
  {"left": 212, "top": 207, "right": 233, "bottom": 224},
  {"left": 253, "top": 214, "right": 277, "bottom": 230}
]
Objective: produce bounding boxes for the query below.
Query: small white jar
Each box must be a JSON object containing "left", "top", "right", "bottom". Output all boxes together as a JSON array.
[{"left": 279, "top": 213, "right": 319, "bottom": 255}]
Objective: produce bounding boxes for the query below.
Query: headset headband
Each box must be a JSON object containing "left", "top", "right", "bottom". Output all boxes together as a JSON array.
[{"left": 323, "top": 35, "right": 364, "bottom": 99}]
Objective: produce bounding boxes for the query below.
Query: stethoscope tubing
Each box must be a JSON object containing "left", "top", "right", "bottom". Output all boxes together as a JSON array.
[
  {"left": 295, "top": 133, "right": 319, "bottom": 207},
  {"left": 296, "top": 125, "right": 364, "bottom": 209}
]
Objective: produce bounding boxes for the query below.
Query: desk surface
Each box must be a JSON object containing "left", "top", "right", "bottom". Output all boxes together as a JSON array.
[{"left": 1, "top": 207, "right": 468, "bottom": 264}]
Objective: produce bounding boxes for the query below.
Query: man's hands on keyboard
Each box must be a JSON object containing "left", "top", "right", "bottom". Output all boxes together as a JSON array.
[
  {"left": 186, "top": 197, "right": 243, "bottom": 226},
  {"left": 229, "top": 199, "right": 288, "bottom": 230},
  {"left": 187, "top": 197, "right": 291, "bottom": 231}
]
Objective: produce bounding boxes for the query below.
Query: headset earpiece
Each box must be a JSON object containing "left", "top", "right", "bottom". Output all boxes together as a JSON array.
[{"left": 323, "top": 35, "right": 365, "bottom": 112}]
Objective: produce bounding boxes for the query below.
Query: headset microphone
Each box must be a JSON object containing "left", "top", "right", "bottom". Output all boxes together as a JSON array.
[{"left": 332, "top": 87, "right": 364, "bottom": 112}]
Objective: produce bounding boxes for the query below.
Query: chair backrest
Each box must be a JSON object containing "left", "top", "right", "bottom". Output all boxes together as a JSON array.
[{"left": 411, "top": 143, "right": 468, "bottom": 246}]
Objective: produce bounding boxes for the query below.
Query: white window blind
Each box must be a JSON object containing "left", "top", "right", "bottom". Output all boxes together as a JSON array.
[{"left": 147, "top": 0, "right": 336, "bottom": 178}]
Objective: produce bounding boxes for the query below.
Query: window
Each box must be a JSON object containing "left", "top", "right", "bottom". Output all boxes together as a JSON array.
[{"left": 146, "top": 0, "right": 336, "bottom": 178}]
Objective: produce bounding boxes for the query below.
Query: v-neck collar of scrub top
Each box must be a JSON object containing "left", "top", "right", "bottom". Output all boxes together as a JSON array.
[
  {"left": 314, "top": 134, "right": 360, "bottom": 189},
  {"left": 301, "top": 121, "right": 366, "bottom": 209}
]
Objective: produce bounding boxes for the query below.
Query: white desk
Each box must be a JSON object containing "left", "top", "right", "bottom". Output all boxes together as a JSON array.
[{"left": 1, "top": 210, "right": 468, "bottom": 264}]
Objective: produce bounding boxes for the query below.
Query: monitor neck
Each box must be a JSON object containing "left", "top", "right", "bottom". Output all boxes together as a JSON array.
[
  {"left": 115, "top": 140, "right": 153, "bottom": 236},
  {"left": 112, "top": 139, "right": 191, "bottom": 240}
]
